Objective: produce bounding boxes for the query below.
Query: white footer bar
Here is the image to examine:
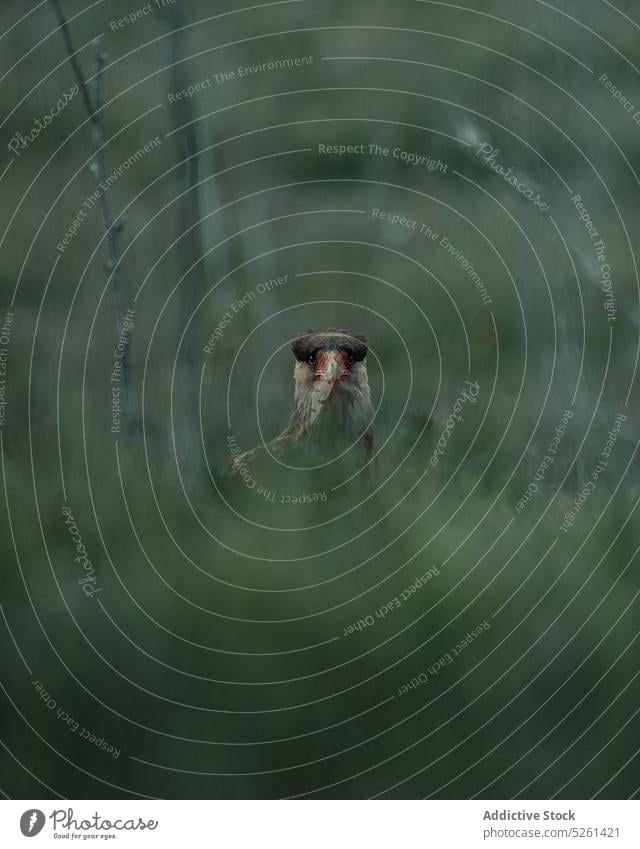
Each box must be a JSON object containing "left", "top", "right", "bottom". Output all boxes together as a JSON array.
[{"left": 0, "top": 800, "right": 638, "bottom": 848}]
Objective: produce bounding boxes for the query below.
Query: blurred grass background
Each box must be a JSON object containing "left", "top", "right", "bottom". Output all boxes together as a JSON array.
[{"left": 1, "top": 0, "right": 640, "bottom": 799}]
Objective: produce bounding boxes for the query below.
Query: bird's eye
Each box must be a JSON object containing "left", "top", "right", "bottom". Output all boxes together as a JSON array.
[
  {"left": 308, "top": 354, "right": 315, "bottom": 365},
  {"left": 347, "top": 354, "right": 355, "bottom": 365}
]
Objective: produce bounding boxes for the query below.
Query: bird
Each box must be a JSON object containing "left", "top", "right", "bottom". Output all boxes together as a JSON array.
[{"left": 227, "top": 328, "right": 375, "bottom": 477}]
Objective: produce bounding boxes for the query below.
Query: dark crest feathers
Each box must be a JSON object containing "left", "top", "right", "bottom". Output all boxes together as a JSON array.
[{"left": 291, "top": 328, "right": 368, "bottom": 363}]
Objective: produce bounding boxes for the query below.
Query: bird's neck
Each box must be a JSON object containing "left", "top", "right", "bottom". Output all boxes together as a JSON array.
[
  {"left": 292, "top": 380, "right": 373, "bottom": 463},
  {"left": 264, "top": 362, "right": 374, "bottom": 471}
]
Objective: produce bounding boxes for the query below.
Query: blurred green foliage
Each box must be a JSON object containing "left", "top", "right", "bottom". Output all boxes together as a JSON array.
[{"left": 1, "top": 0, "right": 639, "bottom": 799}]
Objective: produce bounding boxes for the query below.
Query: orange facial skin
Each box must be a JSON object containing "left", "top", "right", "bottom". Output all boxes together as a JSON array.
[{"left": 313, "top": 349, "right": 351, "bottom": 385}]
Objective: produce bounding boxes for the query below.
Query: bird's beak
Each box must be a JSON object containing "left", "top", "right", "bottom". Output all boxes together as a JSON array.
[
  {"left": 314, "top": 349, "right": 342, "bottom": 387},
  {"left": 308, "top": 350, "right": 342, "bottom": 424}
]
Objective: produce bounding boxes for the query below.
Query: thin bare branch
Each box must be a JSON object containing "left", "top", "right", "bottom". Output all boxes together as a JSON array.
[
  {"left": 49, "top": 0, "right": 96, "bottom": 123},
  {"left": 48, "top": 0, "right": 132, "bottom": 433}
]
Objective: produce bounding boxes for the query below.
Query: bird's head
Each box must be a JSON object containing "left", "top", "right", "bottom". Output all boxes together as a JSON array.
[
  {"left": 225, "top": 328, "right": 375, "bottom": 478},
  {"left": 290, "top": 328, "right": 372, "bottom": 430}
]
